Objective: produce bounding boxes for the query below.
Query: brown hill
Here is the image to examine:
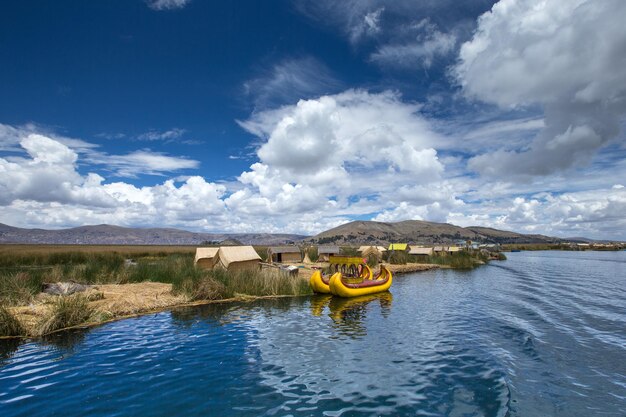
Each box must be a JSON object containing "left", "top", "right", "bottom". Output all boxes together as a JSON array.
[
  {"left": 0, "top": 223, "right": 306, "bottom": 246},
  {"left": 309, "top": 220, "right": 561, "bottom": 245}
]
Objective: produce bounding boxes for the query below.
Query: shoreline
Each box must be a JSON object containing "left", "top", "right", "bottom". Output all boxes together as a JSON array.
[
  {"left": 2, "top": 283, "right": 310, "bottom": 340},
  {"left": 2, "top": 262, "right": 444, "bottom": 340},
  {"left": 382, "top": 262, "right": 441, "bottom": 274}
]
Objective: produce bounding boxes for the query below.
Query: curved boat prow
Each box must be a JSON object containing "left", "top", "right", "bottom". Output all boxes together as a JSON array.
[{"left": 309, "top": 270, "right": 337, "bottom": 294}]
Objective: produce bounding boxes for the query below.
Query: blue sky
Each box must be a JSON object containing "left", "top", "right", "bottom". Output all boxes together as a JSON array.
[{"left": 1, "top": 0, "right": 626, "bottom": 239}]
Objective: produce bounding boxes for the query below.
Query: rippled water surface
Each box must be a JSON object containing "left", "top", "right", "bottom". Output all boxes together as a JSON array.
[{"left": 1, "top": 251, "right": 625, "bottom": 416}]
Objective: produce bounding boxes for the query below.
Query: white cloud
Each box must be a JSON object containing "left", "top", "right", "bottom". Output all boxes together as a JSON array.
[
  {"left": 444, "top": 180, "right": 626, "bottom": 240},
  {"left": 243, "top": 57, "right": 342, "bottom": 109},
  {"left": 146, "top": 0, "right": 190, "bottom": 11},
  {"left": 454, "top": 0, "right": 626, "bottom": 178},
  {"left": 137, "top": 128, "right": 186, "bottom": 141},
  {"left": 371, "top": 19, "right": 457, "bottom": 68},
  {"left": 241, "top": 90, "right": 443, "bottom": 177},
  {"left": 350, "top": 7, "right": 385, "bottom": 43}
]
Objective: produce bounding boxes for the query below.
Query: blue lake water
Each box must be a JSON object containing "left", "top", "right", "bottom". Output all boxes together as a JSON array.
[{"left": 1, "top": 251, "right": 625, "bottom": 416}]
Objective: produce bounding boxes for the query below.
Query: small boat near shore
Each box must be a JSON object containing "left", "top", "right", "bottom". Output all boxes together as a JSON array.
[
  {"left": 329, "top": 265, "right": 392, "bottom": 298},
  {"left": 309, "top": 263, "right": 372, "bottom": 294}
]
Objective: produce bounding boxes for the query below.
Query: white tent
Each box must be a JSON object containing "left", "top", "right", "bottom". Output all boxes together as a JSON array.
[
  {"left": 409, "top": 247, "right": 433, "bottom": 256},
  {"left": 215, "top": 246, "right": 261, "bottom": 272},
  {"left": 194, "top": 247, "right": 219, "bottom": 269}
]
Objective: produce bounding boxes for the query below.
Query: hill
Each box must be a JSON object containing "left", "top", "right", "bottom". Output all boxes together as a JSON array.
[
  {"left": 0, "top": 223, "right": 306, "bottom": 246},
  {"left": 308, "top": 220, "right": 562, "bottom": 245}
]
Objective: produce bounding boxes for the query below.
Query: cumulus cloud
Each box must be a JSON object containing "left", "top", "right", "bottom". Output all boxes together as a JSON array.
[
  {"left": 242, "top": 90, "right": 442, "bottom": 175},
  {"left": 0, "top": 132, "right": 228, "bottom": 230},
  {"left": 237, "top": 90, "right": 444, "bottom": 210},
  {"left": 455, "top": 0, "right": 626, "bottom": 177},
  {"left": 146, "top": 0, "right": 190, "bottom": 11}
]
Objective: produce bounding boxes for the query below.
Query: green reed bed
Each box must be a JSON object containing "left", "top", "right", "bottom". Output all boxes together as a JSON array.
[
  {"left": 0, "top": 252, "right": 200, "bottom": 305},
  {"left": 425, "top": 251, "right": 490, "bottom": 269},
  {"left": 222, "top": 269, "right": 312, "bottom": 297},
  {"left": 0, "top": 272, "right": 42, "bottom": 306},
  {"left": 173, "top": 268, "right": 312, "bottom": 301}
]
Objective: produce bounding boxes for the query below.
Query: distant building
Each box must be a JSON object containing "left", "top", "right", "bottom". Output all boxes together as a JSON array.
[
  {"left": 408, "top": 247, "right": 433, "bottom": 259},
  {"left": 388, "top": 243, "right": 408, "bottom": 251},
  {"left": 268, "top": 246, "right": 302, "bottom": 263},
  {"left": 358, "top": 245, "right": 387, "bottom": 261},
  {"left": 318, "top": 245, "right": 341, "bottom": 262}
]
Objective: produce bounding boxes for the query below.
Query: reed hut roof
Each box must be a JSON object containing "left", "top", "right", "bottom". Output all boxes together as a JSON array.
[
  {"left": 216, "top": 246, "right": 261, "bottom": 268},
  {"left": 358, "top": 245, "right": 386, "bottom": 252},
  {"left": 409, "top": 247, "right": 433, "bottom": 255},
  {"left": 269, "top": 246, "right": 301, "bottom": 254},
  {"left": 318, "top": 245, "right": 340, "bottom": 254},
  {"left": 388, "top": 243, "right": 408, "bottom": 251},
  {"left": 194, "top": 247, "right": 219, "bottom": 263}
]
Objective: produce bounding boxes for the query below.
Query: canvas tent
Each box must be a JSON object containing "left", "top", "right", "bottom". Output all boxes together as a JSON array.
[
  {"left": 194, "top": 247, "right": 219, "bottom": 269},
  {"left": 318, "top": 245, "right": 340, "bottom": 262},
  {"left": 268, "top": 246, "right": 302, "bottom": 263},
  {"left": 214, "top": 246, "right": 261, "bottom": 272},
  {"left": 408, "top": 247, "right": 433, "bottom": 258}
]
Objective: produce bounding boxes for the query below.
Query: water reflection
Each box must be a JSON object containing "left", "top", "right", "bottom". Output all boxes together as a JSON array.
[
  {"left": 309, "top": 294, "right": 333, "bottom": 316},
  {"left": 0, "top": 338, "right": 21, "bottom": 364},
  {"left": 40, "top": 328, "right": 88, "bottom": 353},
  {"left": 171, "top": 297, "right": 310, "bottom": 328},
  {"left": 0, "top": 327, "right": 89, "bottom": 364},
  {"left": 328, "top": 292, "right": 393, "bottom": 338}
]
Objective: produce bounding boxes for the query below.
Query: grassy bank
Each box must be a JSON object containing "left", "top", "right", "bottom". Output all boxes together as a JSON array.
[
  {"left": 0, "top": 245, "right": 311, "bottom": 337},
  {"left": 386, "top": 250, "right": 499, "bottom": 269}
]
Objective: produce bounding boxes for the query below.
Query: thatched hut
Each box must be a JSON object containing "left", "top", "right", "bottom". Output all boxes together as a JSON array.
[
  {"left": 214, "top": 246, "right": 261, "bottom": 272},
  {"left": 388, "top": 243, "right": 408, "bottom": 252},
  {"left": 318, "top": 245, "right": 340, "bottom": 262},
  {"left": 408, "top": 247, "right": 433, "bottom": 260},
  {"left": 358, "top": 245, "right": 386, "bottom": 261},
  {"left": 268, "top": 246, "right": 302, "bottom": 263},
  {"left": 194, "top": 247, "right": 219, "bottom": 269}
]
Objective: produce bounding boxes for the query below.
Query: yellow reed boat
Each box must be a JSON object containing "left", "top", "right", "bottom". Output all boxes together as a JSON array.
[
  {"left": 329, "top": 265, "right": 392, "bottom": 298},
  {"left": 309, "top": 256, "right": 372, "bottom": 294}
]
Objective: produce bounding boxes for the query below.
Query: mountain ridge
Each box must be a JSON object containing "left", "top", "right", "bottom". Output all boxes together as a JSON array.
[
  {"left": 0, "top": 223, "right": 306, "bottom": 246},
  {"left": 0, "top": 220, "right": 598, "bottom": 246},
  {"left": 308, "top": 220, "right": 564, "bottom": 245}
]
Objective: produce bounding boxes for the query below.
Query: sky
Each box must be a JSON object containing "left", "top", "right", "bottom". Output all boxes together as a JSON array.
[{"left": 1, "top": 0, "right": 626, "bottom": 240}]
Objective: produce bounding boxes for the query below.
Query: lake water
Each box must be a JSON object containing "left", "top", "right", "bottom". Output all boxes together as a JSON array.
[{"left": 1, "top": 251, "right": 625, "bottom": 416}]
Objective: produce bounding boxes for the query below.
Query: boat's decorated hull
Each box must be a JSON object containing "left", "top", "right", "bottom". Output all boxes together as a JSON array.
[
  {"left": 329, "top": 266, "right": 392, "bottom": 298},
  {"left": 309, "top": 270, "right": 338, "bottom": 294}
]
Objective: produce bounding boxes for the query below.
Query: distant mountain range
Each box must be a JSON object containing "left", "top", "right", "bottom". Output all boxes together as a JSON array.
[
  {"left": 308, "top": 220, "right": 569, "bottom": 245},
  {"left": 0, "top": 220, "right": 588, "bottom": 246},
  {"left": 0, "top": 223, "right": 305, "bottom": 246}
]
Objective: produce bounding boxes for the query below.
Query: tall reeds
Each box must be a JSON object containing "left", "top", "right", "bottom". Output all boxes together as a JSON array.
[
  {"left": 36, "top": 294, "right": 94, "bottom": 336},
  {"left": 173, "top": 267, "right": 312, "bottom": 301},
  {"left": 425, "top": 251, "right": 489, "bottom": 269},
  {"left": 0, "top": 272, "right": 41, "bottom": 306},
  {"left": 0, "top": 306, "right": 24, "bottom": 337}
]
